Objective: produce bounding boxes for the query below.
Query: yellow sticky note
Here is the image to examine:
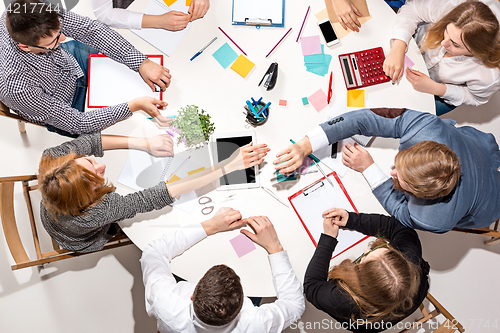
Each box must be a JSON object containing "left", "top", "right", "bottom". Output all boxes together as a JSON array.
[
  {"left": 186, "top": 0, "right": 192, "bottom": 5},
  {"left": 187, "top": 167, "right": 205, "bottom": 176},
  {"left": 230, "top": 55, "right": 255, "bottom": 78},
  {"left": 163, "top": 0, "right": 177, "bottom": 6},
  {"left": 347, "top": 90, "right": 365, "bottom": 107},
  {"left": 166, "top": 174, "right": 181, "bottom": 184}
]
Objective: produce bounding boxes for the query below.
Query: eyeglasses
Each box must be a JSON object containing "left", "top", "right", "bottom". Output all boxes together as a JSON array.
[
  {"left": 198, "top": 196, "right": 214, "bottom": 215},
  {"left": 353, "top": 243, "right": 392, "bottom": 264},
  {"left": 26, "top": 17, "right": 63, "bottom": 51}
]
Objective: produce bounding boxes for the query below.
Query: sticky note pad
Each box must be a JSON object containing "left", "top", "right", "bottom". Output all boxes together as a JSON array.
[
  {"left": 163, "top": 0, "right": 177, "bottom": 6},
  {"left": 347, "top": 90, "right": 365, "bottom": 107},
  {"left": 230, "top": 55, "right": 255, "bottom": 78},
  {"left": 279, "top": 99, "right": 287, "bottom": 106},
  {"left": 404, "top": 55, "right": 415, "bottom": 70},
  {"left": 302, "top": 97, "right": 309, "bottom": 105},
  {"left": 276, "top": 170, "right": 297, "bottom": 182},
  {"left": 166, "top": 174, "right": 181, "bottom": 184},
  {"left": 212, "top": 43, "right": 238, "bottom": 69},
  {"left": 308, "top": 89, "right": 328, "bottom": 112},
  {"left": 301, "top": 36, "right": 322, "bottom": 56},
  {"left": 187, "top": 167, "right": 205, "bottom": 176},
  {"left": 186, "top": 0, "right": 192, "bottom": 5},
  {"left": 230, "top": 234, "right": 256, "bottom": 258}
]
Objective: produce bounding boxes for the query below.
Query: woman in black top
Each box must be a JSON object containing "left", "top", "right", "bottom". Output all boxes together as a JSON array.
[{"left": 304, "top": 208, "right": 430, "bottom": 333}]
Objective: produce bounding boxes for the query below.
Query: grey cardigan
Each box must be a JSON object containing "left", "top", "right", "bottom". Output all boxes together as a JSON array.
[{"left": 40, "top": 133, "right": 174, "bottom": 253}]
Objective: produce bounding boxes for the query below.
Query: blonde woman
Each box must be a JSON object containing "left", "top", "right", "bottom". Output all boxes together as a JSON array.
[{"left": 384, "top": 0, "right": 500, "bottom": 115}]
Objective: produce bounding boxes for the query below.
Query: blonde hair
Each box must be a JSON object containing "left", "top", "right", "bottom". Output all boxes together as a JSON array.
[
  {"left": 394, "top": 141, "right": 461, "bottom": 199},
  {"left": 420, "top": 1, "right": 500, "bottom": 69},
  {"left": 328, "top": 238, "right": 420, "bottom": 322},
  {"left": 38, "top": 152, "right": 115, "bottom": 218}
]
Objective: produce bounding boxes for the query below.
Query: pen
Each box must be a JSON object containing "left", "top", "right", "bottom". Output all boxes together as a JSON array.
[
  {"left": 190, "top": 37, "right": 217, "bottom": 61},
  {"left": 256, "top": 102, "right": 271, "bottom": 116},
  {"left": 147, "top": 116, "right": 177, "bottom": 120},
  {"left": 218, "top": 27, "right": 247, "bottom": 56},
  {"left": 290, "top": 139, "right": 334, "bottom": 186},
  {"left": 296, "top": 6, "right": 310, "bottom": 42},
  {"left": 262, "top": 186, "right": 289, "bottom": 208},
  {"left": 266, "top": 27, "right": 292, "bottom": 58},
  {"left": 166, "top": 156, "right": 191, "bottom": 182},
  {"left": 327, "top": 71, "right": 333, "bottom": 104}
]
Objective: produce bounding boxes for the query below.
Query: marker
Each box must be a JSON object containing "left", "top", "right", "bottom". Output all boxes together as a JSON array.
[
  {"left": 246, "top": 100, "right": 258, "bottom": 116},
  {"left": 166, "top": 130, "right": 175, "bottom": 136},
  {"left": 190, "top": 37, "right": 217, "bottom": 61},
  {"left": 218, "top": 27, "right": 247, "bottom": 56},
  {"left": 256, "top": 102, "right": 271, "bottom": 116},
  {"left": 266, "top": 28, "right": 292, "bottom": 58}
]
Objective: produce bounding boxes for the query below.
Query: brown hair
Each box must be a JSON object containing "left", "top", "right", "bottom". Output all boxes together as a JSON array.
[
  {"left": 38, "top": 152, "right": 115, "bottom": 218},
  {"left": 420, "top": 1, "right": 500, "bottom": 69},
  {"left": 328, "top": 238, "right": 420, "bottom": 322},
  {"left": 394, "top": 141, "right": 461, "bottom": 200},
  {"left": 6, "top": 0, "right": 60, "bottom": 46},
  {"left": 193, "top": 265, "right": 244, "bottom": 326}
]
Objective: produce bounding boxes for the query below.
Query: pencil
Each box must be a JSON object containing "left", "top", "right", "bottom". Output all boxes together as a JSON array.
[
  {"left": 218, "top": 27, "right": 247, "bottom": 56},
  {"left": 166, "top": 156, "right": 191, "bottom": 182},
  {"left": 296, "top": 6, "right": 310, "bottom": 42},
  {"left": 266, "top": 28, "right": 292, "bottom": 58}
]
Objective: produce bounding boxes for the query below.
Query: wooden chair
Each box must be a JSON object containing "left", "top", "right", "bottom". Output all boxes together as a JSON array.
[
  {"left": 0, "top": 100, "right": 42, "bottom": 133},
  {"left": 0, "top": 175, "right": 133, "bottom": 270},
  {"left": 400, "top": 292, "right": 465, "bottom": 333},
  {"left": 452, "top": 218, "right": 500, "bottom": 245}
]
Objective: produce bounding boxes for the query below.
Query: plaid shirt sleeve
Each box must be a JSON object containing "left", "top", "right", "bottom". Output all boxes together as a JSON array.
[{"left": 61, "top": 9, "right": 146, "bottom": 71}]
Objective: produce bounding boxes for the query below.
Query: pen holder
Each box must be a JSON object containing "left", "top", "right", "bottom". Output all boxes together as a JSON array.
[{"left": 244, "top": 100, "right": 270, "bottom": 127}]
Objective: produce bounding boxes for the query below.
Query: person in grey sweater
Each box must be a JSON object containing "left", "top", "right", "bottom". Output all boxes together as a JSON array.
[
  {"left": 38, "top": 132, "right": 269, "bottom": 253},
  {"left": 274, "top": 108, "right": 500, "bottom": 233}
]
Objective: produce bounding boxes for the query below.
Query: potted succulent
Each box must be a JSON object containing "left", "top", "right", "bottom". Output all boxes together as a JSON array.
[{"left": 169, "top": 105, "right": 215, "bottom": 149}]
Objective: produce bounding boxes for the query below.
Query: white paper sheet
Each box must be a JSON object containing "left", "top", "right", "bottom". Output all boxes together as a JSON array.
[
  {"left": 88, "top": 56, "right": 161, "bottom": 108},
  {"left": 131, "top": 0, "right": 192, "bottom": 56},
  {"left": 232, "top": 0, "right": 284, "bottom": 25},
  {"left": 289, "top": 175, "right": 367, "bottom": 257}
]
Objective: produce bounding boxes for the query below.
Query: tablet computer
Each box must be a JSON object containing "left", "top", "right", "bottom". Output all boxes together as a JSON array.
[{"left": 212, "top": 131, "right": 260, "bottom": 190}]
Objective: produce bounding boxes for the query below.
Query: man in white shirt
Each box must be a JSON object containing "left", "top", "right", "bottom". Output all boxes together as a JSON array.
[
  {"left": 140, "top": 208, "right": 305, "bottom": 333},
  {"left": 91, "top": 0, "right": 210, "bottom": 31}
]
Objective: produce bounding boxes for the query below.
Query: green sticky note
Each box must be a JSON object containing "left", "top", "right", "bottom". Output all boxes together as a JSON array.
[
  {"left": 302, "top": 97, "right": 309, "bottom": 105},
  {"left": 212, "top": 43, "right": 238, "bottom": 69}
]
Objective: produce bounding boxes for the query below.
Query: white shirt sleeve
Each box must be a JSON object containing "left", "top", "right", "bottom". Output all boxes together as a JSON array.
[
  {"left": 362, "top": 163, "right": 391, "bottom": 190},
  {"left": 140, "top": 224, "right": 207, "bottom": 316},
  {"left": 91, "top": 0, "right": 144, "bottom": 30},
  {"left": 306, "top": 126, "right": 330, "bottom": 152},
  {"left": 257, "top": 251, "right": 305, "bottom": 332}
]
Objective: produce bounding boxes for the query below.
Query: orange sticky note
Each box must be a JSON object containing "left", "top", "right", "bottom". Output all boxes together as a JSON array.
[
  {"left": 163, "top": 0, "right": 177, "bottom": 6},
  {"left": 186, "top": 0, "right": 192, "bottom": 5},
  {"left": 230, "top": 55, "right": 255, "bottom": 78},
  {"left": 187, "top": 167, "right": 205, "bottom": 176},
  {"left": 166, "top": 174, "right": 181, "bottom": 184},
  {"left": 347, "top": 89, "right": 365, "bottom": 107}
]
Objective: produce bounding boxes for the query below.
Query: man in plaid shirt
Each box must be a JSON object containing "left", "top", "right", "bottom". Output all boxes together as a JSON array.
[{"left": 0, "top": 0, "right": 171, "bottom": 136}]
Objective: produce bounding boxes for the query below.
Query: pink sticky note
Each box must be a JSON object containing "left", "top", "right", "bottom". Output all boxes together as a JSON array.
[
  {"left": 279, "top": 99, "right": 287, "bottom": 106},
  {"left": 301, "top": 36, "right": 322, "bottom": 56},
  {"left": 230, "top": 234, "right": 256, "bottom": 258},
  {"left": 308, "top": 89, "right": 328, "bottom": 112},
  {"left": 404, "top": 55, "right": 415, "bottom": 70}
]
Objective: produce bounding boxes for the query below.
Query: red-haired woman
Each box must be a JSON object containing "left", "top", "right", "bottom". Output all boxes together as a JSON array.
[
  {"left": 38, "top": 132, "right": 268, "bottom": 253},
  {"left": 383, "top": 0, "right": 500, "bottom": 115},
  {"left": 304, "top": 208, "right": 430, "bottom": 332}
]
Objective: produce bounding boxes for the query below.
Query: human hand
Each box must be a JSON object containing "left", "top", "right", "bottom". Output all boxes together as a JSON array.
[
  {"left": 201, "top": 207, "right": 245, "bottom": 236},
  {"left": 322, "top": 208, "right": 349, "bottom": 238},
  {"left": 273, "top": 137, "right": 312, "bottom": 175},
  {"left": 226, "top": 142, "right": 269, "bottom": 172},
  {"left": 138, "top": 58, "right": 172, "bottom": 92},
  {"left": 331, "top": 0, "right": 361, "bottom": 32},
  {"left": 383, "top": 39, "right": 407, "bottom": 83},
  {"left": 188, "top": 0, "right": 210, "bottom": 21},
  {"left": 128, "top": 97, "right": 171, "bottom": 127},
  {"left": 341, "top": 142, "right": 374, "bottom": 173},
  {"left": 145, "top": 134, "right": 174, "bottom": 157},
  {"left": 405, "top": 68, "right": 446, "bottom": 95},
  {"left": 158, "top": 11, "right": 190, "bottom": 31},
  {"left": 241, "top": 216, "right": 283, "bottom": 254}
]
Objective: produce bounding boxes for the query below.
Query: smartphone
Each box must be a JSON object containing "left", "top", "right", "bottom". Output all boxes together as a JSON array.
[{"left": 317, "top": 18, "right": 339, "bottom": 47}]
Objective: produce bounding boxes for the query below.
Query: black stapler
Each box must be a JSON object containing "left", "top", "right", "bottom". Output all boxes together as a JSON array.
[{"left": 258, "top": 63, "right": 278, "bottom": 91}]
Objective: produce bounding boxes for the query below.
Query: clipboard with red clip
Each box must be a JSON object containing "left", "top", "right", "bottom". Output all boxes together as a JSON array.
[
  {"left": 87, "top": 54, "right": 163, "bottom": 109},
  {"left": 288, "top": 171, "right": 369, "bottom": 258}
]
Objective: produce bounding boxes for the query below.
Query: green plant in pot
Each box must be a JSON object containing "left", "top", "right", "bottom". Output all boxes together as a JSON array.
[{"left": 169, "top": 105, "right": 215, "bottom": 149}]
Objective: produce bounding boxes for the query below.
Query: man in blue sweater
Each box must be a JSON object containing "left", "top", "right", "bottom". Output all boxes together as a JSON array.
[{"left": 274, "top": 108, "right": 500, "bottom": 233}]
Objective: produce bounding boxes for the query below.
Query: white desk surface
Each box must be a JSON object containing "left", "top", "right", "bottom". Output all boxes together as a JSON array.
[{"left": 92, "top": 0, "right": 435, "bottom": 296}]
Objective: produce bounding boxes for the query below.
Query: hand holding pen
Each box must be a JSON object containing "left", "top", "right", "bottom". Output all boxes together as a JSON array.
[{"left": 273, "top": 138, "right": 313, "bottom": 175}]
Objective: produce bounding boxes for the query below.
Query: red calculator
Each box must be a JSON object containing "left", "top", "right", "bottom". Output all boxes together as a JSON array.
[{"left": 339, "top": 47, "right": 390, "bottom": 90}]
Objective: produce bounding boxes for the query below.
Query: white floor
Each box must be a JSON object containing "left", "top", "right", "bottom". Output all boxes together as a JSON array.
[{"left": 2, "top": 2, "right": 500, "bottom": 333}]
